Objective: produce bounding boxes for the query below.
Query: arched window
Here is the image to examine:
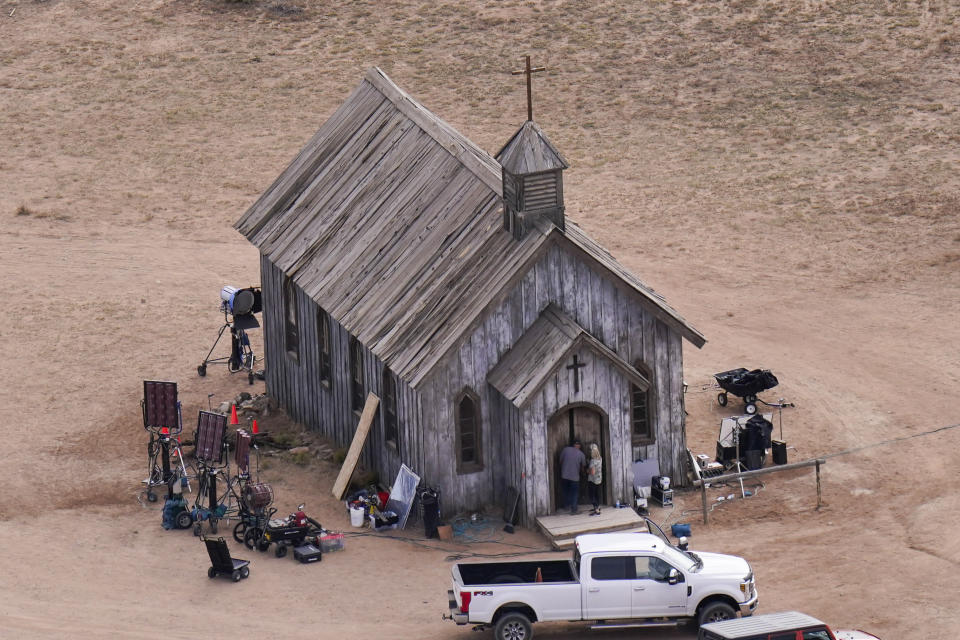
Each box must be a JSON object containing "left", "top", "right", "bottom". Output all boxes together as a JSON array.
[
  {"left": 283, "top": 276, "right": 299, "bottom": 362},
  {"left": 349, "top": 337, "right": 364, "bottom": 412},
  {"left": 317, "top": 308, "right": 331, "bottom": 386},
  {"left": 631, "top": 362, "right": 655, "bottom": 446},
  {"left": 382, "top": 366, "right": 398, "bottom": 450},
  {"left": 456, "top": 389, "right": 482, "bottom": 473}
]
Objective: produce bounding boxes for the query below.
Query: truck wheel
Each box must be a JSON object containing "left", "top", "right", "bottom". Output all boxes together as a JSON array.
[
  {"left": 494, "top": 612, "right": 532, "bottom": 640},
  {"left": 698, "top": 601, "right": 736, "bottom": 626}
]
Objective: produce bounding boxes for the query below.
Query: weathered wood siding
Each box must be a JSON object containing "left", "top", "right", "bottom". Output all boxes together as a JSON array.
[
  {"left": 420, "top": 243, "right": 686, "bottom": 526},
  {"left": 261, "top": 239, "right": 686, "bottom": 527},
  {"left": 261, "top": 257, "right": 423, "bottom": 487}
]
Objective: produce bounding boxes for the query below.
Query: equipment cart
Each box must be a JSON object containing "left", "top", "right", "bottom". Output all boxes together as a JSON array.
[
  {"left": 203, "top": 536, "right": 250, "bottom": 582},
  {"left": 714, "top": 368, "right": 779, "bottom": 415}
]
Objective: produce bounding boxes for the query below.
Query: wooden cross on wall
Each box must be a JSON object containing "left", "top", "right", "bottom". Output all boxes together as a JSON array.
[
  {"left": 566, "top": 354, "right": 587, "bottom": 393},
  {"left": 512, "top": 55, "right": 546, "bottom": 122}
]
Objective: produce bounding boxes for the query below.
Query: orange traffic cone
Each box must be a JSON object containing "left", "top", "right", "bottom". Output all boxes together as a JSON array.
[
  {"left": 252, "top": 419, "right": 259, "bottom": 434},
  {"left": 230, "top": 404, "right": 239, "bottom": 425}
]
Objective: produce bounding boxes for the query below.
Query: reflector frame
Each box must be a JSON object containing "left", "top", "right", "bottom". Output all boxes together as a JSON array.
[
  {"left": 196, "top": 410, "right": 227, "bottom": 463},
  {"left": 142, "top": 380, "right": 180, "bottom": 432}
]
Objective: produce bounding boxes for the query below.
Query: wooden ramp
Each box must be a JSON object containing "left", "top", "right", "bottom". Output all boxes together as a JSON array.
[{"left": 536, "top": 508, "right": 645, "bottom": 550}]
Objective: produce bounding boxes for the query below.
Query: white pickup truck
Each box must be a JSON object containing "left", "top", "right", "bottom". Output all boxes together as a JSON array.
[{"left": 445, "top": 519, "right": 758, "bottom": 640}]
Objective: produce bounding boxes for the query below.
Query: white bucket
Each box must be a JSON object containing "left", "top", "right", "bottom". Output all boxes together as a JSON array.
[{"left": 349, "top": 506, "right": 365, "bottom": 527}]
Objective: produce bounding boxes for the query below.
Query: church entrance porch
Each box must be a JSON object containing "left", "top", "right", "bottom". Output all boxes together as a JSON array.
[{"left": 547, "top": 404, "right": 607, "bottom": 513}]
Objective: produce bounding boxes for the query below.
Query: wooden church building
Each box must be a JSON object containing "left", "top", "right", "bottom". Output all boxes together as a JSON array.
[{"left": 235, "top": 68, "right": 705, "bottom": 526}]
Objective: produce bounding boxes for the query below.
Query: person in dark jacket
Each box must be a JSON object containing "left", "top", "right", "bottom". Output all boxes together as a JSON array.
[{"left": 558, "top": 439, "right": 586, "bottom": 515}]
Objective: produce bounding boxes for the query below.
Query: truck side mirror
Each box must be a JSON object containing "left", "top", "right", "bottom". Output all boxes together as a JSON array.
[{"left": 668, "top": 568, "right": 680, "bottom": 585}]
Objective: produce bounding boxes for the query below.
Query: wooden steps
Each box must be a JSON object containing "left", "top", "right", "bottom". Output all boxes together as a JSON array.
[{"left": 536, "top": 507, "right": 645, "bottom": 550}]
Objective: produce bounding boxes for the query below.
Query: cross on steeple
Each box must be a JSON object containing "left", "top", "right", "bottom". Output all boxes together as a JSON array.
[
  {"left": 511, "top": 55, "right": 546, "bottom": 122},
  {"left": 566, "top": 354, "right": 587, "bottom": 393}
]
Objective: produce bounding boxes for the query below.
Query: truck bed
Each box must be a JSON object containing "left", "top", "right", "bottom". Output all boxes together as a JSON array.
[{"left": 457, "top": 560, "right": 576, "bottom": 585}]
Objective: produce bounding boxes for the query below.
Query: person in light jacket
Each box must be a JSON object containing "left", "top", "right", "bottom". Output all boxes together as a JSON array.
[{"left": 587, "top": 443, "right": 603, "bottom": 516}]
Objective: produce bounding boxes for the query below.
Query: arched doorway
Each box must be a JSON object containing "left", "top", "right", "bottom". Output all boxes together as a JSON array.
[{"left": 547, "top": 404, "right": 608, "bottom": 512}]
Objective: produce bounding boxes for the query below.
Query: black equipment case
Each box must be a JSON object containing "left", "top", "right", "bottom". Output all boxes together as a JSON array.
[{"left": 293, "top": 544, "right": 322, "bottom": 564}]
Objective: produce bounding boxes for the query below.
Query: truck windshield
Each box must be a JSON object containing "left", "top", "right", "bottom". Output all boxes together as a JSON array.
[
  {"left": 660, "top": 543, "right": 698, "bottom": 571},
  {"left": 645, "top": 518, "right": 701, "bottom": 570}
]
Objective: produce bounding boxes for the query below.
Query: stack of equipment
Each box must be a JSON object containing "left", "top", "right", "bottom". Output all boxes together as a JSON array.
[
  {"left": 234, "top": 481, "right": 274, "bottom": 548},
  {"left": 651, "top": 476, "right": 673, "bottom": 506}
]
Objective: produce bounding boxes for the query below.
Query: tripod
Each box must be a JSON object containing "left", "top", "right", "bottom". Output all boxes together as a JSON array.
[
  {"left": 143, "top": 429, "right": 192, "bottom": 503},
  {"left": 197, "top": 308, "right": 256, "bottom": 385}
]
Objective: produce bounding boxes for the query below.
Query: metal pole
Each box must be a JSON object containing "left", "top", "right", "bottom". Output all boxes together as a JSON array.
[
  {"left": 735, "top": 424, "right": 745, "bottom": 498},
  {"left": 701, "top": 481, "right": 709, "bottom": 525},
  {"left": 693, "top": 458, "right": 826, "bottom": 486},
  {"left": 816, "top": 460, "right": 822, "bottom": 510}
]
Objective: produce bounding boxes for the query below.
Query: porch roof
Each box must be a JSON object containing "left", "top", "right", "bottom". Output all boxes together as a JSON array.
[{"left": 487, "top": 304, "right": 650, "bottom": 408}]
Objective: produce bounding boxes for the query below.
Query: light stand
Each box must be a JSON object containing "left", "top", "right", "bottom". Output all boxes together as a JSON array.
[
  {"left": 733, "top": 423, "right": 746, "bottom": 499},
  {"left": 197, "top": 286, "right": 261, "bottom": 385}
]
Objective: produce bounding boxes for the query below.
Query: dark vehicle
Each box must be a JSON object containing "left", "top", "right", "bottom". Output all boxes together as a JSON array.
[
  {"left": 714, "top": 368, "right": 779, "bottom": 415},
  {"left": 699, "top": 611, "right": 881, "bottom": 640}
]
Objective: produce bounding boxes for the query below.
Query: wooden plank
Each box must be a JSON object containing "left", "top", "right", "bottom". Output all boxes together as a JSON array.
[
  {"left": 590, "top": 266, "right": 605, "bottom": 344},
  {"left": 669, "top": 331, "right": 685, "bottom": 485},
  {"left": 654, "top": 321, "right": 671, "bottom": 479},
  {"left": 332, "top": 392, "right": 380, "bottom": 500},
  {"left": 529, "top": 393, "right": 547, "bottom": 517}
]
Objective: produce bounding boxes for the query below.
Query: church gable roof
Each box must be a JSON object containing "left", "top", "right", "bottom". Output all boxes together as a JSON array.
[
  {"left": 235, "top": 68, "right": 703, "bottom": 388},
  {"left": 234, "top": 68, "right": 554, "bottom": 385},
  {"left": 487, "top": 304, "right": 651, "bottom": 408}
]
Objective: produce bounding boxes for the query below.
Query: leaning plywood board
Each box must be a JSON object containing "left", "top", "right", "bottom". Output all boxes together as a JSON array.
[{"left": 332, "top": 392, "right": 380, "bottom": 500}]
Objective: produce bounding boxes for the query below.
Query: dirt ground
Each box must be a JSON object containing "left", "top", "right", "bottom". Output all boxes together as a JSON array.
[{"left": 2, "top": 0, "right": 958, "bottom": 638}]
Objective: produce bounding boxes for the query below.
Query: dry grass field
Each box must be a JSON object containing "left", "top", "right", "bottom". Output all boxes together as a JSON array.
[{"left": 2, "top": 0, "right": 958, "bottom": 638}]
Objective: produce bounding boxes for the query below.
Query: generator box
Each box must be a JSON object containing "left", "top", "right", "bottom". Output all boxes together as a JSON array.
[
  {"left": 293, "top": 544, "right": 322, "bottom": 564},
  {"left": 651, "top": 486, "right": 673, "bottom": 507}
]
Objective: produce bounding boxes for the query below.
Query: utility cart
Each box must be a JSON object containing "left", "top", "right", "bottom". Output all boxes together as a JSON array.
[
  {"left": 714, "top": 368, "right": 779, "bottom": 415},
  {"left": 244, "top": 504, "right": 323, "bottom": 558},
  {"left": 203, "top": 536, "right": 250, "bottom": 582}
]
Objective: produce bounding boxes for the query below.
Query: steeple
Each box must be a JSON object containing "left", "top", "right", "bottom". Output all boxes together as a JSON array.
[
  {"left": 497, "top": 56, "right": 569, "bottom": 240},
  {"left": 496, "top": 120, "right": 569, "bottom": 240}
]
